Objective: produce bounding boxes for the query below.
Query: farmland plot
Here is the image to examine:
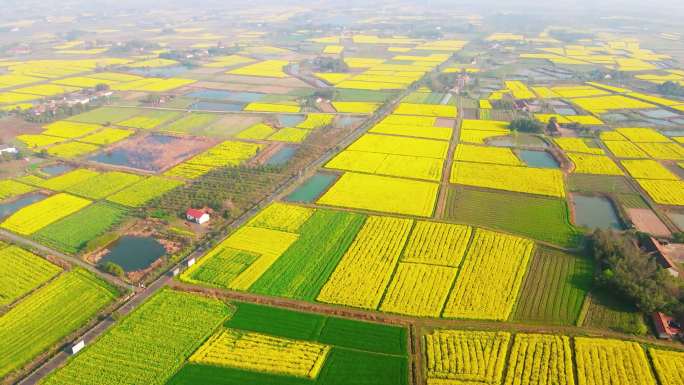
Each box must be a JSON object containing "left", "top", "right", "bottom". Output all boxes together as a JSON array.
[
  {"left": 574, "top": 338, "right": 656, "bottom": 385},
  {"left": 0, "top": 246, "right": 61, "bottom": 307},
  {"left": 0, "top": 193, "right": 92, "bottom": 235}
]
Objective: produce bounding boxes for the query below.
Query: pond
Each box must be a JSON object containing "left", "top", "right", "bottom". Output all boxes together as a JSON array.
[
  {"left": 277, "top": 115, "right": 306, "bottom": 127},
  {"left": 41, "top": 164, "right": 73, "bottom": 176},
  {"left": 189, "top": 101, "right": 244, "bottom": 112},
  {"left": 186, "top": 90, "right": 264, "bottom": 103},
  {"left": 89, "top": 133, "right": 210, "bottom": 172},
  {"left": 100, "top": 236, "right": 166, "bottom": 272},
  {"left": 639, "top": 109, "right": 680, "bottom": 119},
  {"left": 285, "top": 173, "right": 337, "bottom": 203},
  {"left": 554, "top": 107, "right": 576, "bottom": 115},
  {"left": 518, "top": 150, "right": 560, "bottom": 168},
  {"left": 572, "top": 194, "right": 623, "bottom": 230},
  {"left": 127, "top": 65, "right": 190, "bottom": 77},
  {"left": 265, "top": 146, "right": 297, "bottom": 166},
  {"left": 0, "top": 193, "right": 45, "bottom": 218}
]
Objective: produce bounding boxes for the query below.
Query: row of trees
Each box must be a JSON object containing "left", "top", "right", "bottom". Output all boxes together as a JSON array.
[{"left": 590, "top": 229, "right": 683, "bottom": 317}]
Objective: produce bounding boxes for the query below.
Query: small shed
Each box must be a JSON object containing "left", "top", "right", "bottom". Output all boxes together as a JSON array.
[{"left": 186, "top": 209, "right": 210, "bottom": 225}]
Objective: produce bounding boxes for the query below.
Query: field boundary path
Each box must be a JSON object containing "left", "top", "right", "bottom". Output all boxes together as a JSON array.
[{"left": 434, "top": 94, "right": 462, "bottom": 219}]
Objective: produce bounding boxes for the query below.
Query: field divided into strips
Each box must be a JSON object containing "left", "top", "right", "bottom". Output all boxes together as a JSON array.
[
  {"left": 445, "top": 187, "right": 581, "bottom": 247},
  {"left": 249, "top": 209, "right": 367, "bottom": 300},
  {"left": 317, "top": 216, "right": 413, "bottom": 310},
  {"left": 424, "top": 330, "right": 510, "bottom": 384},
  {"left": 603, "top": 140, "right": 648, "bottom": 158},
  {"left": 621, "top": 159, "right": 679, "bottom": 180},
  {"left": 78, "top": 127, "right": 134, "bottom": 145},
  {"left": 574, "top": 338, "right": 656, "bottom": 385},
  {"left": 442, "top": 229, "right": 534, "bottom": 320},
  {"left": 65, "top": 171, "right": 142, "bottom": 199},
  {"left": 68, "top": 107, "right": 143, "bottom": 124},
  {"left": 450, "top": 162, "right": 565, "bottom": 198},
  {"left": 0, "top": 193, "right": 92, "bottom": 235},
  {"left": 167, "top": 301, "right": 407, "bottom": 385},
  {"left": 504, "top": 334, "right": 574, "bottom": 385},
  {"left": 318, "top": 172, "right": 439, "bottom": 217},
  {"left": 0, "top": 269, "right": 117, "bottom": 378},
  {"left": 189, "top": 329, "right": 330, "bottom": 379},
  {"left": 454, "top": 144, "right": 523, "bottom": 165},
  {"left": 650, "top": 349, "right": 684, "bottom": 385},
  {"left": 106, "top": 177, "right": 183, "bottom": 207},
  {"left": 635, "top": 179, "right": 684, "bottom": 206},
  {"left": 567, "top": 153, "right": 623, "bottom": 175},
  {"left": 117, "top": 110, "right": 182, "bottom": 130},
  {"left": 580, "top": 288, "right": 647, "bottom": 334},
  {"left": 33, "top": 202, "right": 128, "bottom": 254},
  {"left": 368, "top": 115, "right": 453, "bottom": 141},
  {"left": 0, "top": 246, "right": 61, "bottom": 307},
  {"left": 325, "top": 150, "right": 444, "bottom": 181},
  {"left": 0, "top": 180, "right": 35, "bottom": 200},
  {"left": 379, "top": 263, "right": 458, "bottom": 317},
  {"left": 41, "top": 289, "right": 230, "bottom": 385},
  {"left": 165, "top": 141, "right": 263, "bottom": 179},
  {"left": 512, "top": 248, "right": 593, "bottom": 325}
]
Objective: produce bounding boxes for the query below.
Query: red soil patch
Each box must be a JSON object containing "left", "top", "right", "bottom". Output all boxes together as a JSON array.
[{"left": 627, "top": 208, "right": 672, "bottom": 237}]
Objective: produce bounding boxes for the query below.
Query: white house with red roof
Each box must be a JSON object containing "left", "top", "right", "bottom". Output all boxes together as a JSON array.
[{"left": 186, "top": 208, "right": 210, "bottom": 224}]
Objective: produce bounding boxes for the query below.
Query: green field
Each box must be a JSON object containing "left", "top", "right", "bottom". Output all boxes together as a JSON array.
[
  {"left": 160, "top": 113, "right": 220, "bottom": 134},
  {"left": 42, "top": 289, "right": 230, "bottom": 385},
  {"left": 444, "top": 187, "right": 582, "bottom": 247},
  {"left": 579, "top": 288, "right": 648, "bottom": 334},
  {"left": 169, "top": 302, "right": 408, "bottom": 385},
  {"left": 0, "top": 269, "right": 117, "bottom": 378},
  {"left": 567, "top": 175, "right": 636, "bottom": 194},
  {"left": 511, "top": 247, "right": 593, "bottom": 325},
  {"left": 0, "top": 246, "right": 61, "bottom": 307},
  {"left": 33, "top": 202, "right": 129, "bottom": 254},
  {"left": 615, "top": 193, "right": 649, "bottom": 209},
  {"left": 249, "top": 210, "right": 366, "bottom": 300},
  {"left": 117, "top": 110, "right": 182, "bottom": 130},
  {"left": 68, "top": 107, "right": 142, "bottom": 124},
  {"left": 333, "top": 89, "right": 396, "bottom": 102},
  {"left": 226, "top": 302, "right": 407, "bottom": 354}
]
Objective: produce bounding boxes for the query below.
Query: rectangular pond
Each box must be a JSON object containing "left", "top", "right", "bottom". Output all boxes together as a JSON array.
[
  {"left": 100, "top": 236, "right": 166, "bottom": 272},
  {"left": 518, "top": 150, "right": 560, "bottom": 168},
  {"left": 265, "top": 146, "right": 297, "bottom": 166},
  {"left": 40, "top": 164, "right": 73, "bottom": 176},
  {"left": 285, "top": 173, "right": 338, "bottom": 203},
  {"left": 186, "top": 90, "right": 264, "bottom": 103},
  {"left": 189, "top": 101, "right": 245, "bottom": 112},
  {"left": 572, "top": 194, "right": 624, "bottom": 230}
]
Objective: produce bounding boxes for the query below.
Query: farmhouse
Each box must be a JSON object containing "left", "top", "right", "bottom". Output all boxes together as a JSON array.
[
  {"left": 186, "top": 208, "right": 210, "bottom": 224},
  {"left": 644, "top": 237, "right": 680, "bottom": 277},
  {"left": 652, "top": 311, "right": 681, "bottom": 339}
]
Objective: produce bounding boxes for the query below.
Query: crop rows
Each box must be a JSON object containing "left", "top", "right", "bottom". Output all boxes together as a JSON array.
[
  {"left": 0, "top": 193, "right": 92, "bottom": 235},
  {"left": 0, "top": 246, "right": 61, "bottom": 307}
]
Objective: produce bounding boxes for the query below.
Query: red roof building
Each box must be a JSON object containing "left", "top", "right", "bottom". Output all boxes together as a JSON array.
[
  {"left": 186, "top": 209, "right": 210, "bottom": 224},
  {"left": 652, "top": 312, "right": 681, "bottom": 339}
]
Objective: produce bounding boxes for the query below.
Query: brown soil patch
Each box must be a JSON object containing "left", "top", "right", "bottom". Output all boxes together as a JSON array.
[
  {"left": 0, "top": 116, "right": 42, "bottom": 142},
  {"left": 627, "top": 208, "right": 672, "bottom": 237},
  {"left": 435, "top": 118, "right": 456, "bottom": 128},
  {"left": 317, "top": 100, "right": 335, "bottom": 113},
  {"left": 207, "top": 114, "right": 263, "bottom": 137}
]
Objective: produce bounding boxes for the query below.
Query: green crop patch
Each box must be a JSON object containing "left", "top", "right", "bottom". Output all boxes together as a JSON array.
[
  {"left": 512, "top": 247, "right": 593, "bottom": 325},
  {"left": 33, "top": 202, "right": 129, "bottom": 254},
  {"left": 249, "top": 210, "right": 366, "bottom": 300},
  {"left": 444, "top": 187, "right": 582, "bottom": 248}
]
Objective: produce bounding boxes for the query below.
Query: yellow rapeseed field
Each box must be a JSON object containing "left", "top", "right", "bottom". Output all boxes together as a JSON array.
[
  {"left": 450, "top": 162, "right": 565, "bottom": 198},
  {"left": 554, "top": 138, "right": 604, "bottom": 154},
  {"left": 348, "top": 133, "right": 448, "bottom": 159},
  {"left": 649, "top": 349, "right": 684, "bottom": 385},
  {"left": 636, "top": 179, "right": 684, "bottom": 206},
  {"left": 0, "top": 193, "right": 91, "bottom": 235},
  {"left": 379, "top": 263, "right": 458, "bottom": 317},
  {"left": 442, "top": 229, "right": 535, "bottom": 320},
  {"left": 574, "top": 338, "right": 656, "bottom": 385},
  {"left": 454, "top": 144, "right": 523, "bottom": 166},
  {"left": 317, "top": 172, "right": 439, "bottom": 217},
  {"left": 401, "top": 221, "right": 472, "bottom": 267},
  {"left": 325, "top": 150, "right": 443, "bottom": 181},
  {"left": 190, "top": 329, "right": 330, "bottom": 379},
  {"left": 567, "top": 153, "right": 623, "bottom": 175},
  {"left": 317, "top": 216, "right": 412, "bottom": 309},
  {"left": 603, "top": 140, "right": 648, "bottom": 158},
  {"left": 621, "top": 159, "right": 679, "bottom": 180},
  {"left": 425, "top": 330, "right": 510, "bottom": 384},
  {"left": 504, "top": 334, "right": 575, "bottom": 385}
]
